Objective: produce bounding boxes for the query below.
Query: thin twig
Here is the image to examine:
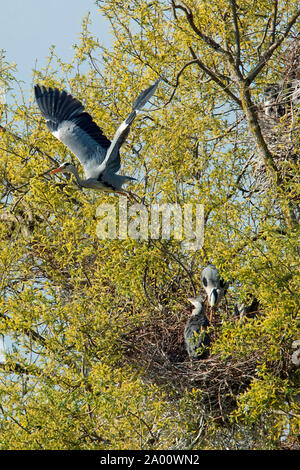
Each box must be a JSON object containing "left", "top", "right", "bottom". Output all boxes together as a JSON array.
[
  {"left": 245, "top": 9, "right": 300, "bottom": 85},
  {"left": 172, "top": 1, "right": 233, "bottom": 58},
  {"left": 189, "top": 47, "right": 242, "bottom": 107}
]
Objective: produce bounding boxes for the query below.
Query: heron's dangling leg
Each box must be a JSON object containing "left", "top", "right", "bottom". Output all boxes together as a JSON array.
[
  {"left": 126, "top": 190, "right": 140, "bottom": 203},
  {"left": 115, "top": 190, "right": 140, "bottom": 203}
]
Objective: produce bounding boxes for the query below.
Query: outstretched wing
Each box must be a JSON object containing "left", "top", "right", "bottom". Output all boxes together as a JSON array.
[
  {"left": 102, "top": 78, "right": 161, "bottom": 174},
  {"left": 34, "top": 84, "right": 112, "bottom": 178}
]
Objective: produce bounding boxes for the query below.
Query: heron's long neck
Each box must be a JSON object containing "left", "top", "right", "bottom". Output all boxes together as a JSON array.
[
  {"left": 70, "top": 166, "right": 85, "bottom": 187},
  {"left": 192, "top": 305, "right": 204, "bottom": 316}
]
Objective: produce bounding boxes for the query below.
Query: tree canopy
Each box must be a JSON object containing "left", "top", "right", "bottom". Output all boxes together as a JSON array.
[{"left": 0, "top": 0, "right": 299, "bottom": 450}]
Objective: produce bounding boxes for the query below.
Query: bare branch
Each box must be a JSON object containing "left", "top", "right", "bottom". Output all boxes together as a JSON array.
[
  {"left": 245, "top": 8, "right": 300, "bottom": 85},
  {"left": 0, "top": 124, "right": 58, "bottom": 165},
  {"left": 172, "top": 1, "right": 234, "bottom": 59},
  {"left": 189, "top": 47, "right": 242, "bottom": 107},
  {"left": 162, "top": 59, "right": 200, "bottom": 107}
]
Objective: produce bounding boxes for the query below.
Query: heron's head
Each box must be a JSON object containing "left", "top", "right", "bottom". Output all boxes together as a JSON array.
[
  {"left": 201, "top": 264, "right": 229, "bottom": 307},
  {"left": 188, "top": 296, "right": 205, "bottom": 313},
  {"left": 50, "top": 162, "right": 76, "bottom": 175}
]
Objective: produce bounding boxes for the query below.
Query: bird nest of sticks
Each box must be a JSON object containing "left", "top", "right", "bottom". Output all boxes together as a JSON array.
[
  {"left": 254, "top": 40, "right": 300, "bottom": 195},
  {"left": 121, "top": 306, "right": 259, "bottom": 420}
]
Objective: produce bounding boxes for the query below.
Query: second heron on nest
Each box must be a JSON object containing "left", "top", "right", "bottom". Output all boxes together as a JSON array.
[{"left": 184, "top": 296, "right": 211, "bottom": 360}]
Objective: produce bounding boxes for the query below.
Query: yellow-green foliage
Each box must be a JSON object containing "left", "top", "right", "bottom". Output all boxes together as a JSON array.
[{"left": 0, "top": 1, "right": 299, "bottom": 450}]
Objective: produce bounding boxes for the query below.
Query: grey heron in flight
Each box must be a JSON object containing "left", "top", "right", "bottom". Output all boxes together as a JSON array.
[
  {"left": 184, "top": 296, "right": 210, "bottom": 360},
  {"left": 34, "top": 79, "right": 160, "bottom": 200},
  {"left": 201, "top": 265, "right": 229, "bottom": 308}
]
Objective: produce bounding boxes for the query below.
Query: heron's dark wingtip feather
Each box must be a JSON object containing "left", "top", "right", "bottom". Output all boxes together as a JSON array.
[
  {"left": 34, "top": 84, "right": 42, "bottom": 101},
  {"left": 132, "top": 78, "right": 160, "bottom": 111},
  {"left": 34, "top": 84, "right": 84, "bottom": 123},
  {"left": 34, "top": 84, "right": 111, "bottom": 149},
  {"left": 125, "top": 110, "right": 137, "bottom": 126}
]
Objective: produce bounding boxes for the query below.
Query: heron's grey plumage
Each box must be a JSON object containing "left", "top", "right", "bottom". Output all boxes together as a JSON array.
[
  {"left": 234, "top": 295, "right": 259, "bottom": 320},
  {"left": 184, "top": 296, "right": 210, "bottom": 360},
  {"left": 291, "top": 79, "right": 300, "bottom": 106},
  {"left": 263, "top": 84, "right": 285, "bottom": 119},
  {"left": 34, "top": 79, "right": 160, "bottom": 192},
  {"left": 291, "top": 340, "right": 300, "bottom": 366},
  {"left": 201, "top": 265, "right": 229, "bottom": 307}
]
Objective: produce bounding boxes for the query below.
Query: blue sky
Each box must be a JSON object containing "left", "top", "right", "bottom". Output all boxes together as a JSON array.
[{"left": 0, "top": 0, "right": 111, "bottom": 93}]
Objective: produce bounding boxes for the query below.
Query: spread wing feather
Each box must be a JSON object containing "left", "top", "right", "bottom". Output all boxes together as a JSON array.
[
  {"left": 102, "top": 79, "right": 161, "bottom": 173},
  {"left": 34, "top": 84, "right": 112, "bottom": 177},
  {"left": 34, "top": 79, "right": 160, "bottom": 177}
]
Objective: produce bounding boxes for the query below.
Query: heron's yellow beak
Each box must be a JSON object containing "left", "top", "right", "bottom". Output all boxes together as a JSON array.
[{"left": 50, "top": 166, "right": 63, "bottom": 174}]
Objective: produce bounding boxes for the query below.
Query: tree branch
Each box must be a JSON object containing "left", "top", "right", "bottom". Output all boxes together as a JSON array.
[
  {"left": 172, "top": 1, "right": 298, "bottom": 226},
  {"left": 245, "top": 8, "right": 300, "bottom": 85},
  {"left": 163, "top": 59, "right": 200, "bottom": 107},
  {"left": 0, "top": 361, "right": 42, "bottom": 376},
  {"left": 0, "top": 124, "right": 58, "bottom": 165},
  {"left": 229, "top": 0, "right": 241, "bottom": 68},
  {"left": 189, "top": 47, "right": 242, "bottom": 107},
  {"left": 256, "top": 15, "right": 272, "bottom": 59},
  {"left": 271, "top": 0, "right": 279, "bottom": 45},
  {"left": 172, "top": 1, "right": 234, "bottom": 59}
]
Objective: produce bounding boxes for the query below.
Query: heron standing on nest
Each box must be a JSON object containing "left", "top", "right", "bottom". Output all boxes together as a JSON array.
[{"left": 201, "top": 264, "right": 229, "bottom": 323}]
